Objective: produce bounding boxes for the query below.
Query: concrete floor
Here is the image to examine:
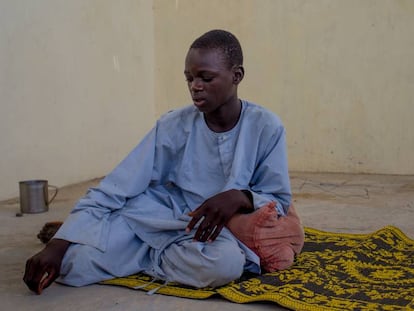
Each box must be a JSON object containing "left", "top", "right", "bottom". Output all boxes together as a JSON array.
[{"left": 1, "top": 172, "right": 413, "bottom": 311}]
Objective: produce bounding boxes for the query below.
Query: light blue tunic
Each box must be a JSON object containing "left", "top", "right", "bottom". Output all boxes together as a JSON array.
[{"left": 55, "top": 100, "right": 291, "bottom": 287}]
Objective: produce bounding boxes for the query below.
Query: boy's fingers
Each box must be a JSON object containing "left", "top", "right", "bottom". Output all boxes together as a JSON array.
[
  {"left": 208, "top": 224, "right": 224, "bottom": 242},
  {"left": 23, "top": 261, "right": 44, "bottom": 294},
  {"left": 196, "top": 224, "right": 213, "bottom": 242},
  {"left": 186, "top": 214, "right": 202, "bottom": 232},
  {"left": 38, "top": 270, "right": 56, "bottom": 294}
]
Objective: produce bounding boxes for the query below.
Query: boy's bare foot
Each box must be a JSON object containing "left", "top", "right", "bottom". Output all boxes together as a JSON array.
[{"left": 37, "top": 221, "right": 63, "bottom": 244}]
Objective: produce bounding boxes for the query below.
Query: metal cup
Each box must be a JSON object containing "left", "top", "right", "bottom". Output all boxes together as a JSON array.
[{"left": 19, "top": 180, "right": 58, "bottom": 214}]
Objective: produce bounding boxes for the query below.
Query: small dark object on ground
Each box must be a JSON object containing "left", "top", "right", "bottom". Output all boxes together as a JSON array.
[{"left": 37, "top": 221, "right": 63, "bottom": 244}]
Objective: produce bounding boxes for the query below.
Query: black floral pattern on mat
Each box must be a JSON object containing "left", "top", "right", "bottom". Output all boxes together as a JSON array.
[{"left": 101, "top": 226, "right": 414, "bottom": 311}]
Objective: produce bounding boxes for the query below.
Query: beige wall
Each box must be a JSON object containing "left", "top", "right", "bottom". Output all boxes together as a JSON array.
[
  {"left": 154, "top": 0, "right": 414, "bottom": 174},
  {"left": 1, "top": 1, "right": 413, "bottom": 200},
  {"left": 0, "top": 0, "right": 155, "bottom": 200}
]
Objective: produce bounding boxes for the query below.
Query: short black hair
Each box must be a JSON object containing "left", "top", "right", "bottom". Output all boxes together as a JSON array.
[{"left": 190, "top": 29, "right": 243, "bottom": 69}]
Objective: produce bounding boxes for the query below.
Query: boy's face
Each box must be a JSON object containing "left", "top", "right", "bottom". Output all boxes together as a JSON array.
[{"left": 184, "top": 48, "right": 241, "bottom": 114}]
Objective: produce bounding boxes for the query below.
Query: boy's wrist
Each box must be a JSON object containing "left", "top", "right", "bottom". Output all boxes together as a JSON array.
[{"left": 240, "top": 189, "right": 254, "bottom": 213}]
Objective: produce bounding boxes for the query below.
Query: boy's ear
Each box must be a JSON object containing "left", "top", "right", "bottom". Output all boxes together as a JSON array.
[{"left": 233, "top": 65, "right": 245, "bottom": 84}]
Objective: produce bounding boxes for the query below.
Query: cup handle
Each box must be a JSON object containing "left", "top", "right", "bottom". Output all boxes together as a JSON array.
[{"left": 48, "top": 185, "right": 59, "bottom": 204}]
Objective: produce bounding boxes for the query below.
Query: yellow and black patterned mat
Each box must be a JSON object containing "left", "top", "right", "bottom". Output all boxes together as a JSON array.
[{"left": 101, "top": 226, "right": 414, "bottom": 310}]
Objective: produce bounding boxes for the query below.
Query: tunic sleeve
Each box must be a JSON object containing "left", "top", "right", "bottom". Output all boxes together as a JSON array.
[
  {"left": 220, "top": 103, "right": 291, "bottom": 216},
  {"left": 249, "top": 125, "right": 291, "bottom": 216},
  {"left": 54, "top": 127, "right": 157, "bottom": 251}
]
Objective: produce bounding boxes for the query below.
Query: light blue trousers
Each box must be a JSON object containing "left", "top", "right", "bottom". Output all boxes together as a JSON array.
[{"left": 58, "top": 213, "right": 246, "bottom": 288}]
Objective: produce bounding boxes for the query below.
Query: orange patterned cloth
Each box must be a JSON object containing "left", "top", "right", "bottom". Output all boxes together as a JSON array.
[{"left": 227, "top": 202, "right": 304, "bottom": 272}]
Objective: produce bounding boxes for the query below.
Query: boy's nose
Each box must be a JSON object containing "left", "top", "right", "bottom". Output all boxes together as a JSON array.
[{"left": 191, "top": 79, "right": 203, "bottom": 91}]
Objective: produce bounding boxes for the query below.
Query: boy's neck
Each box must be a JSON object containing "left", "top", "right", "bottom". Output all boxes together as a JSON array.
[{"left": 204, "top": 98, "right": 242, "bottom": 132}]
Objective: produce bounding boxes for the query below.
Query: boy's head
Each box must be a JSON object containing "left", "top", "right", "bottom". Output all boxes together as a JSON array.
[
  {"left": 190, "top": 29, "right": 243, "bottom": 70},
  {"left": 185, "top": 30, "right": 245, "bottom": 117}
]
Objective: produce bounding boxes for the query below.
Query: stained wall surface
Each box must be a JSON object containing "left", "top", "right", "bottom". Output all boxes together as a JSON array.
[
  {"left": 153, "top": 0, "right": 414, "bottom": 174},
  {"left": 1, "top": 1, "right": 413, "bottom": 200},
  {"left": 0, "top": 1, "right": 155, "bottom": 200}
]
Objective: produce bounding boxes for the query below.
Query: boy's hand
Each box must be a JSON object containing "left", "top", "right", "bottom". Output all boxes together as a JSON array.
[
  {"left": 23, "top": 239, "right": 70, "bottom": 294},
  {"left": 186, "top": 189, "right": 253, "bottom": 242}
]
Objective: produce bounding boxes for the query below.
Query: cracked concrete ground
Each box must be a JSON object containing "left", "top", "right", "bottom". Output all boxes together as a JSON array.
[{"left": 1, "top": 172, "right": 413, "bottom": 311}]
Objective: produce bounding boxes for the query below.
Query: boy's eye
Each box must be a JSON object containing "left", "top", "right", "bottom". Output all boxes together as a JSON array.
[{"left": 184, "top": 76, "right": 213, "bottom": 83}]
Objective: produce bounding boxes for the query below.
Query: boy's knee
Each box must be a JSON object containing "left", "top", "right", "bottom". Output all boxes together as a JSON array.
[
  {"left": 201, "top": 242, "right": 245, "bottom": 287},
  {"left": 160, "top": 238, "right": 245, "bottom": 288}
]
